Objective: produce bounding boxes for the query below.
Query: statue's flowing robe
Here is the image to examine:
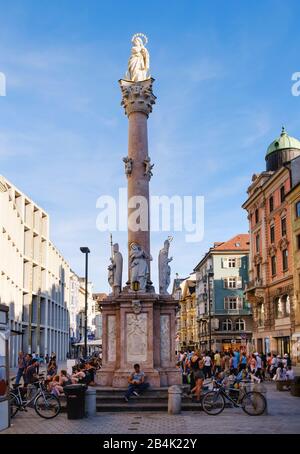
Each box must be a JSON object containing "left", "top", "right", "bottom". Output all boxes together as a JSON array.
[{"left": 128, "top": 46, "right": 149, "bottom": 82}]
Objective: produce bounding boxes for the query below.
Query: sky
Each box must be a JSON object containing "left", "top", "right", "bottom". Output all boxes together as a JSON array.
[{"left": 1, "top": 0, "right": 300, "bottom": 292}]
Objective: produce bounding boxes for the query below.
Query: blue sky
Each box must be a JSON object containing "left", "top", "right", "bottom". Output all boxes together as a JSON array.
[{"left": 1, "top": 0, "right": 300, "bottom": 292}]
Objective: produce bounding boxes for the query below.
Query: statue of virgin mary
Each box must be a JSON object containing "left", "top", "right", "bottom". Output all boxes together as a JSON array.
[{"left": 127, "top": 33, "right": 150, "bottom": 82}]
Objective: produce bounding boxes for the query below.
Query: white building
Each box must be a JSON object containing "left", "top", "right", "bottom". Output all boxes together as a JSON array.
[{"left": 0, "top": 175, "right": 89, "bottom": 366}]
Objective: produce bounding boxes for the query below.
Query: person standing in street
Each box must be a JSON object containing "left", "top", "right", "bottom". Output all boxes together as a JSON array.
[
  {"left": 214, "top": 350, "right": 221, "bottom": 375},
  {"left": 190, "top": 352, "right": 205, "bottom": 402},
  {"left": 204, "top": 352, "right": 212, "bottom": 378},
  {"left": 239, "top": 352, "right": 247, "bottom": 372},
  {"left": 255, "top": 353, "right": 263, "bottom": 380},
  {"left": 15, "top": 352, "right": 26, "bottom": 385}
]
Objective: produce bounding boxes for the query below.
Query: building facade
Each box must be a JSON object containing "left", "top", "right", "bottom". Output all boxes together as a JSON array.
[
  {"left": 243, "top": 128, "right": 300, "bottom": 358},
  {"left": 286, "top": 155, "right": 300, "bottom": 365},
  {"left": 194, "top": 234, "right": 252, "bottom": 352},
  {"left": 0, "top": 175, "right": 89, "bottom": 366},
  {"left": 175, "top": 276, "right": 198, "bottom": 351}
]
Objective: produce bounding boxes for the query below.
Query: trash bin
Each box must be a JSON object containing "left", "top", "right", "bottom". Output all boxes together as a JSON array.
[
  {"left": 290, "top": 376, "right": 300, "bottom": 397},
  {"left": 64, "top": 384, "right": 87, "bottom": 419}
]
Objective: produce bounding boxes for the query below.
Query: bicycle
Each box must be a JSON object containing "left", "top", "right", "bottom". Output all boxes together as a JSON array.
[
  {"left": 9, "top": 375, "right": 61, "bottom": 419},
  {"left": 202, "top": 377, "right": 267, "bottom": 416}
]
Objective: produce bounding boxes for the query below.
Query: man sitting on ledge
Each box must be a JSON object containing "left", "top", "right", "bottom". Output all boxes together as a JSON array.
[{"left": 124, "top": 364, "right": 149, "bottom": 402}]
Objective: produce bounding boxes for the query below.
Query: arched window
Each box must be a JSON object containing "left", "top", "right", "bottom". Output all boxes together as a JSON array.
[
  {"left": 222, "top": 319, "right": 232, "bottom": 331},
  {"left": 235, "top": 318, "right": 245, "bottom": 331}
]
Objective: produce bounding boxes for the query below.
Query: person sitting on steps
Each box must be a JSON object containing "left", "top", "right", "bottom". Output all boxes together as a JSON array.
[{"left": 124, "top": 364, "right": 149, "bottom": 402}]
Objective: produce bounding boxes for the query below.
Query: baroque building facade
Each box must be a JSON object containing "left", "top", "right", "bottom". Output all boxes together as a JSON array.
[
  {"left": 243, "top": 128, "right": 300, "bottom": 359},
  {"left": 285, "top": 155, "right": 300, "bottom": 365}
]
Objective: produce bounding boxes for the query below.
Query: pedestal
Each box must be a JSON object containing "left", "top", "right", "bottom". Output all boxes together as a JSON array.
[{"left": 97, "top": 292, "right": 181, "bottom": 387}]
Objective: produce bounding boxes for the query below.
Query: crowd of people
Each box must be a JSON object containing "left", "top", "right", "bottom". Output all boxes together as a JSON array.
[
  {"left": 14, "top": 351, "right": 101, "bottom": 398},
  {"left": 176, "top": 349, "right": 294, "bottom": 401}
]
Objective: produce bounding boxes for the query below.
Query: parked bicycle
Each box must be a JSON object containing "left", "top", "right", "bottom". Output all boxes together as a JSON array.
[
  {"left": 9, "top": 375, "right": 61, "bottom": 419},
  {"left": 202, "top": 377, "right": 267, "bottom": 416}
]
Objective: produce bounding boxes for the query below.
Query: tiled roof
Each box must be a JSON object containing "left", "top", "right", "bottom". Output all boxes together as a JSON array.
[{"left": 212, "top": 234, "right": 250, "bottom": 251}]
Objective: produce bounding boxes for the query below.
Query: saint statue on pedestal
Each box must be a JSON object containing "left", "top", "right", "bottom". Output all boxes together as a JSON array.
[
  {"left": 158, "top": 237, "right": 173, "bottom": 294},
  {"left": 129, "top": 242, "right": 152, "bottom": 291},
  {"left": 108, "top": 243, "right": 123, "bottom": 294},
  {"left": 126, "top": 33, "right": 150, "bottom": 82}
]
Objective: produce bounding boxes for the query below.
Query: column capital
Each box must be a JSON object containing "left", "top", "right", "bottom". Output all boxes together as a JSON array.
[{"left": 119, "top": 78, "right": 156, "bottom": 118}]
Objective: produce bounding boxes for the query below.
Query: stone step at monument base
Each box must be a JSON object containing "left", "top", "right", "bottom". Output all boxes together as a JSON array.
[{"left": 95, "top": 386, "right": 204, "bottom": 412}]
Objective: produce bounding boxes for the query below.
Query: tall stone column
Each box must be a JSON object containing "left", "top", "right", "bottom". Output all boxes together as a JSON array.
[{"left": 119, "top": 78, "right": 156, "bottom": 284}]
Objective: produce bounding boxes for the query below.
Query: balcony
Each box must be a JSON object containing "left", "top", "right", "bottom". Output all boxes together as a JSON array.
[{"left": 245, "top": 278, "right": 264, "bottom": 292}]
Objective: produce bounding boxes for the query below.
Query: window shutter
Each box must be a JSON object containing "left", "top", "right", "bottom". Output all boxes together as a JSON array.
[
  {"left": 224, "top": 297, "right": 228, "bottom": 310},
  {"left": 222, "top": 258, "right": 228, "bottom": 268},
  {"left": 237, "top": 257, "right": 242, "bottom": 268},
  {"left": 237, "top": 297, "right": 243, "bottom": 309},
  {"left": 224, "top": 278, "right": 228, "bottom": 289},
  {"left": 236, "top": 278, "right": 242, "bottom": 289}
]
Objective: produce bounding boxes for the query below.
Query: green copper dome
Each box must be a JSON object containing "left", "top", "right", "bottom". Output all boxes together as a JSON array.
[{"left": 266, "top": 127, "right": 300, "bottom": 156}]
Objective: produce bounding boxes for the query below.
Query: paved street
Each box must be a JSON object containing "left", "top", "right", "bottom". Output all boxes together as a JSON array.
[{"left": 1, "top": 382, "right": 300, "bottom": 435}]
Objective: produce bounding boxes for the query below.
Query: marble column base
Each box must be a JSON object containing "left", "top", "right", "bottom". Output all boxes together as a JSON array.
[{"left": 97, "top": 291, "right": 181, "bottom": 388}]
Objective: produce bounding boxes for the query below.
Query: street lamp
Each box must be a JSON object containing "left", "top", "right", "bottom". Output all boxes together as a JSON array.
[
  {"left": 207, "top": 270, "right": 214, "bottom": 352},
  {"left": 80, "top": 247, "right": 90, "bottom": 359}
]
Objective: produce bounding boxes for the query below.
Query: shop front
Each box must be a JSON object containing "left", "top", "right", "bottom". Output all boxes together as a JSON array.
[{"left": 275, "top": 336, "right": 291, "bottom": 357}]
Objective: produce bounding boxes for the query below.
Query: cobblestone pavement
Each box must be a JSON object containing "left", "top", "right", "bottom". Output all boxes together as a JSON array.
[{"left": 1, "top": 383, "right": 300, "bottom": 435}]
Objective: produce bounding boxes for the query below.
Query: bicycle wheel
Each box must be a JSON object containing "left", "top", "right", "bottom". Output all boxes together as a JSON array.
[
  {"left": 34, "top": 393, "right": 61, "bottom": 419},
  {"left": 241, "top": 391, "right": 267, "bottom": 416},
  {"left": 9, "top": 393, "right": 19, "bottom": 418},
  {"left": 202, "top": 391, "right": 225, "bottom": 415}
]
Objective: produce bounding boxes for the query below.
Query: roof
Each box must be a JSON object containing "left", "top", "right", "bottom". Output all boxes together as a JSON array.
[
  {"left": 193, "top": 234, "right": 249, "bottom": 271},
  {"left": 266, "top": 127, "right": 300, "bottom": 157},
  {"left": 213, "top": 234, "right": 250, "bottom": 251}
]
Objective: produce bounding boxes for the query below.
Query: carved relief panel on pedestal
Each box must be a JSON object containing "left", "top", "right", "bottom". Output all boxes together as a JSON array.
[
  {"left": 107, "top": 315, "right": 116, "bottom": 362},
  {"left": 126, "top": 313, "right": 148, "bottom": 363},
  {"left": 160, "top": 315, "right": 171, "bottom": 366}
]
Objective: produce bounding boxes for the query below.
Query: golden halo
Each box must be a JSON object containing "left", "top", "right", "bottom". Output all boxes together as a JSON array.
[{"left": 132, "top": 33, "right": 148, "bottom": 46}]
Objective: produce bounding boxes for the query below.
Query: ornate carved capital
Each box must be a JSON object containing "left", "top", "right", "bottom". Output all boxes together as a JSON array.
[
  {"left": 119, "top": 78, "right": 156, "bottom": 118},
  {"left": 253, "top": 253, "right": 262, "bottom": 265},
  {"left": 278, "top": 236, "right": 289, "bottom": 251},
  {"left": 268, "top": 245, "right": 277, "bottom": 257}
]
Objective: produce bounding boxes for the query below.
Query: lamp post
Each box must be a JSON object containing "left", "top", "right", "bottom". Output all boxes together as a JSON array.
[
  {"left": 207, "top": 270, "right": 214, "bottom": 352},
  {"left": 80, "top": 247, "right": 90, "bottom": 359}
]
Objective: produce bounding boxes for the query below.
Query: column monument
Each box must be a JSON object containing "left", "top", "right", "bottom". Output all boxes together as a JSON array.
[{"left": 98, "top": 34, "right": 180, "bottom": 387}]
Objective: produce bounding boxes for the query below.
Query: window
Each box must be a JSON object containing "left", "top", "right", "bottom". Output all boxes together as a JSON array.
[
  {"left": 271, "top": 255, "right": 276, "bottom": 276},
  {"left": 281, "top": 217, "right": 287, "bottom": 236},
  {"left": 228, "top": 258, "right": 236, "bottom": 268},
  {"left": 282, "top": 249, "right": 288, "bottom": 271},
  {"left": 222, "top": 319, "right": 232, "bottom": 331},
  {"left": 224, "top": 297, "right": 237, "bottom": 310},
  {"left": 223, "top": 257, "right": 241, "bottom": 268},
  {"left": 280, "top": 186, "right": 285, "bottom": 203},
  {"left": 224, "top": 277, "right": 242, "bottom": 289},
  {"left": 224, "top": 278, "right": 236, "bottom": 288},
  {"left": 255, "top": 209, "right": 259, "bottom": 224},
  {"left": 256, "top": 264, "right": 260, "bottom": 279},
  {"left": 296, "top": 201, "right": 300, "bottom": 218},
  {"left": 270, "top": 225, "right": 275, "bottom": 243},
  {"left": 297, "top": 234, "right": 300, "bottom": 250},
  {"left": 269, "top": 196, "right": 274, "bottom": 212},
  {"left": 255, "top": 234, "right": 260, "bottom": 253},
  {"left": 235, "top": 319, "right": 245, "bottom": 331},
  {"left": 224, "top": 296, "right": 243, "bottom": 311}
]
